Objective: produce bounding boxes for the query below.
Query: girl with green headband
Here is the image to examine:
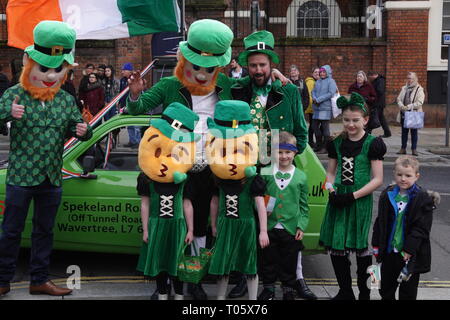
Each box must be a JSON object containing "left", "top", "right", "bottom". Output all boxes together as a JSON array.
[{"left": 319, "top": 92, "right": 387, "bottom": 300}]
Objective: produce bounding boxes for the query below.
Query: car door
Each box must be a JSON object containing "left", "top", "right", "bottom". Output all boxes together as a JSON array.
[{"left": 52, "top": 116, "right": 151, "bottom": 254}]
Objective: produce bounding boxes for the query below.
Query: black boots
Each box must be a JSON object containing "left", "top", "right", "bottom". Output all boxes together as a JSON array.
[
  {"left": 187, "top": 283, "right": 208, "bottom": 300},
  {"left": 356, "top": 255, "right": 372, "bottom": 300},
  {"left": 227, "top": 275, "right": 248, "bottom": 299},
  {"left": 331, "top": 254, "right": 372, "bottom": 300},
  {"left": 330, "top": 255, "right": 355, "bottom": 300},
  {"left": 295, "top": 279, "right": 318, "bottom": 300}
]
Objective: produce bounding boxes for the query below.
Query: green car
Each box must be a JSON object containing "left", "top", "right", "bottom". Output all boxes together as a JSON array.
[{"left": 0, "top": 114, "right": 327, "bottom": 254}]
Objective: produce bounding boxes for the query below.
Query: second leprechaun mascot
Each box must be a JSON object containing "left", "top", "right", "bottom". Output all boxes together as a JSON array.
[
  {"left": 136, "top": 102, "right": 200, "bottom": 300},
  {"left": 0, "top": 20, "right": 92, "bottom": 296},
  {"left": 126, "top": 19, "right": 235, "bottom": 299},
  {"left": 205, "top": 100, "right": 270, "bottom": 300}
]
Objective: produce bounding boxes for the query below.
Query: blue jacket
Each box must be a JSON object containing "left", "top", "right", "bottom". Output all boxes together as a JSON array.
[{"left": 311, "top": 65, "right": 337, "bottom": 120}]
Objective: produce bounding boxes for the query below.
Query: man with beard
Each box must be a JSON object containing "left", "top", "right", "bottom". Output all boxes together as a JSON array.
[
  {"left": 229, "top": 30, "right": 314, "bottom": 300},
  {"left": 0, "top": 21, "right": 92, "bottom": 297},
  {"left": 231, "top": 30, "right": 308, "bottom": 159}
]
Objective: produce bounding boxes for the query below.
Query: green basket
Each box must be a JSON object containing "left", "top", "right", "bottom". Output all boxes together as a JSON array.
[{"left": 177, "top": 242, "right": 214, "bottom": 284}]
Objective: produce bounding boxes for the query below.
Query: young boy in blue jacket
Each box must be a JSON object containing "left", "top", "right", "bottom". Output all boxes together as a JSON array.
[{"left": 372, "top": 155, "right": 439, "bottom": 300}]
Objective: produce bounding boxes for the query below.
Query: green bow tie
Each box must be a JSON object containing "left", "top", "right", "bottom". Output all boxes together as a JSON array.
[
  {"left": 253, "top": 83, "right": 272, "bottom": 97},
  {"left": 275, "top": 171, "right": 291, "bottom": 180}
]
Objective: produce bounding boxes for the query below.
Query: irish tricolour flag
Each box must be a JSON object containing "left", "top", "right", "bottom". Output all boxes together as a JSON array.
[{"left": 7, "top": 0, "right": 181, "bottom": 49}]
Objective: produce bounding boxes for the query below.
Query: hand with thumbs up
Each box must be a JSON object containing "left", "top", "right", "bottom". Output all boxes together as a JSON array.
[{"left": 11, "top": 96, "right": 25, "bottom": 119}]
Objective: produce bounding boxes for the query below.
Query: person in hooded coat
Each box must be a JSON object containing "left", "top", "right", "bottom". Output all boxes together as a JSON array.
[{"left": 311, "top": 65, "right": 337, "bottom": 153}]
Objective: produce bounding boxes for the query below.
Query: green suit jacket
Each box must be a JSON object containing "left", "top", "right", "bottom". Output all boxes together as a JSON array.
[
  {"left": 262, "top": 167, "right": 310, "bottom": 235},
  {"left": 230, "top": 78, "right": 308, "bottom": 154},
  {"left": 126, "top": 73, "right": 236, "bottom": 114}
]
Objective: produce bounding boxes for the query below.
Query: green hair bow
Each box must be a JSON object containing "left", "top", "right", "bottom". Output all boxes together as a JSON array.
[{"left": 336, "top": 92, "right": 367, "bottom": 113}]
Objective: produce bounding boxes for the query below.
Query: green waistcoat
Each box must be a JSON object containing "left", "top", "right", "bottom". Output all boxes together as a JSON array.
[{"left": 0, "top": 84, "right": 92, "bottom": 187}]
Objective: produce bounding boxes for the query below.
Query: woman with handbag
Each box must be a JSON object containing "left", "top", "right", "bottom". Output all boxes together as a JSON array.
[{"left": 396, "top": 72, "right": 425, "bottom": 156}]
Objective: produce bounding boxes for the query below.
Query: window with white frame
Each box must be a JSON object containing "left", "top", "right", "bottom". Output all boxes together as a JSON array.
[
  {"left": 286, "top": 0, "right": 341, "bottom": 38},
  {"left": 442, "top": 0, "right": 450, "bottom": 59},
  {"left": 297, "top": 1, "right": 329, "bottom": 38}
]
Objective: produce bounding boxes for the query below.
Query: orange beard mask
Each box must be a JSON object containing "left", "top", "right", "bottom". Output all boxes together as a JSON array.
[
  {"left": 174, "top": 55, "right": 221, "bottom": 96},
  {"left": 20, "top": 59, "right": 68, "bottom": 101}
]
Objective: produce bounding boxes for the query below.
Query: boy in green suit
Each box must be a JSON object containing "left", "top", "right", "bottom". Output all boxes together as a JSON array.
[{"left": 258, "top": 131, "right": 314, "bottom": 300}]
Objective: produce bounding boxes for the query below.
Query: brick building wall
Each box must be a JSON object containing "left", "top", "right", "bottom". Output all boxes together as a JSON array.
[
  {"left": 385, "top": 5, "right": 430, "bottom": 103},
  {"left": 229, "top": 41, "right": 387, "bottom": 97},
  {"left": 0, "top": 0, "right": 431, "bottom": 107}
]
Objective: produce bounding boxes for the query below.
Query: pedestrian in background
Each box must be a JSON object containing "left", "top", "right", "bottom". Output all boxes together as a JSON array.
[
  {"left": 311, "top": 65, "right": 336, "bottom": 153},
  {"left": 79, "top": 72, "right": 105, "bottom": 118},
  {"left": 319, "top": 92, "right": 386, "bottom": 300},
  {"left": 372, "top": 155, "right": 439, "bottom": 300},
  {"left": 96, "top": 64, "right": 106, "bottom": 82},
  {"left": 305, "top": 67, "right": 320, "bottom": 149},
  {"left": 102, "top": 65, "right": 120, "bottom": 121},
  {"left": 0, "top": 65, "right": 10, "bottom": 97},
  {"left": 288, "top": 65, "right": 309, "bottom": 113},
  {"left": 78, "top": 63, "right": 95, "bottom": 98},
  {"left": 368, "top": 71, "right": 391, "bottom": 138},
  {"left": 228, "top": 56, "right": 248, "bottom": 79},
  {"left": 396, "top": 72, "right": 425, "bottom": 157},
  {"left": 9, "top": 59, "right": 22, "bottom": 87},
  {"left": 61, "top": 69, "right": 83, "bottom": 112},
  {"left": 120, "top": 62, "right": 141, "bottom": 148},
  {"left": 0, "top": 65, "right": 11, "bottom": 136},
  {"left": 348, "top": 71, "right": 377, "bottom": 133}
]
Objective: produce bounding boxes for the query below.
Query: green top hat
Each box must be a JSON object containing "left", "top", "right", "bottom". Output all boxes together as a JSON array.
[
  {"left": 238, "top": 30, "right": 279, "bottom": 66},
  {"left": 179, "top": 19, "right": 233, "bottom": 68},
  {"left": 24, "top": 20, "right": 76, "bottom": 69},
  {"left": 151, "top": 102, "right": 200, "bottom": 143},
  {"left": 207, "top": 100, "right": 255, "bottom": 139}
]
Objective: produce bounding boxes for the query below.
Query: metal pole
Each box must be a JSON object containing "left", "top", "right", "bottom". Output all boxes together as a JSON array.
[{"left": 447, "top": 45, "right": 450, "bottom": 147}]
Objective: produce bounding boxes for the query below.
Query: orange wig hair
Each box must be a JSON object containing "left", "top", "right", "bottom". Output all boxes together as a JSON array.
[
  {"left": 174, "top": 54, "right": 221, "bottom": 96},
  {"left": 20, "top": 59, "right": 69, "bottom": 101}
]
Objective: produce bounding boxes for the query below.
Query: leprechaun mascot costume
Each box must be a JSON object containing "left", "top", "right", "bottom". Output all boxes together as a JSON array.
[
  {"left": 205, "top": 100, "right": 270, "bottom": 300},
  {"left": 126, "top": 18, "right": 235, "bottom": 300},
  {"left": 136, "top": 102, "right": 200, "bottom": 300},
  {"left": 0, "top": 20, "right": 92, "bottom": 296}
]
